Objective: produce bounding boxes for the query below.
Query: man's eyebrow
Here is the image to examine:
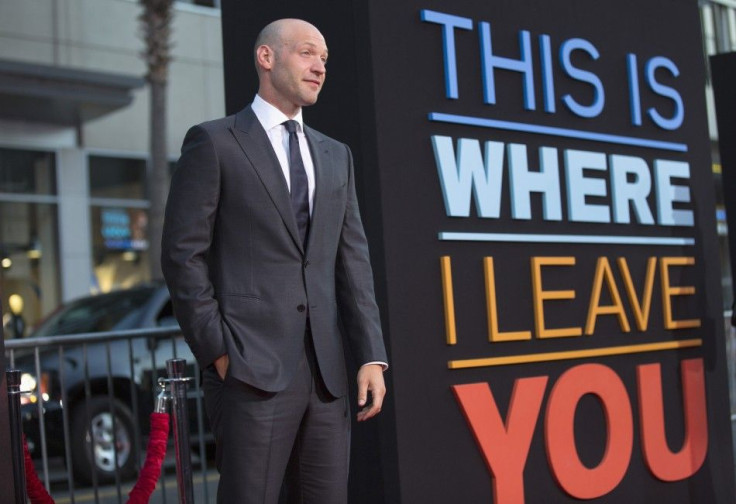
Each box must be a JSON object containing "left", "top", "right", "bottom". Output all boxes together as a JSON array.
[{"left": 301, "top": 41, "right": 329, "bottom": 55}]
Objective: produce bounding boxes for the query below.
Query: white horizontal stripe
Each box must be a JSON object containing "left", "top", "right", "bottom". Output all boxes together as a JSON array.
[{"left": 438, "top": 232, "right": 695, "bottom": 246}]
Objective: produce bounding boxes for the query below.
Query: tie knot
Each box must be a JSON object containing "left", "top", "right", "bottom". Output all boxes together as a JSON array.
[{"left": 283, "top": 120, "right": 299, "bottom": 134}]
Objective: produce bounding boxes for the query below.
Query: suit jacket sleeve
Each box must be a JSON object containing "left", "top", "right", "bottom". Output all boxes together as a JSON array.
[
  {"left": 334, "top": 144, "right": 388, "bottom": 366},
  {"left": 161, "top": 124, "right": 229, "bottom": 369}
]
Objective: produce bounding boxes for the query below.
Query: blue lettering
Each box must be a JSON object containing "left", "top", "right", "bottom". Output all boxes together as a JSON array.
[
  {"left": 479, "top": 22, "right": 535, "bottom": 110},
  {"left": 645, "top": 56, "right": 684, "bottom": 130},
  {"left": 627, "top": 54, "right": 642, "bottom": 126},
  {"left": 540, "top": 34, "right": 556, "bottom": 113},
  {"left": 560, "top": 38, "right": 605, "bottom": 118},
  {"left": 420, "top": 10, "right": 473, "bottom": 99}
]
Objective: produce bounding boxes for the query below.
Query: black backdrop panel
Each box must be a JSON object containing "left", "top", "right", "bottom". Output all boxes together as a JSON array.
[
  {"left": 222, "top": 1, "right": 734, "bottom": 502},
  {"left": 711, "top": 52, "right": 736, "bottom": 302}
]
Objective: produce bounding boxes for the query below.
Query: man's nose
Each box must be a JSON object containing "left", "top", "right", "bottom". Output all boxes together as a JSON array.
[{"left": 312, "top": 59, "right": 326, "bottom": 75}]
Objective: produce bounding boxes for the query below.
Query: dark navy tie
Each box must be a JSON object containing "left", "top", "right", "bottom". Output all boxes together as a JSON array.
[{"left": 283, "top": 120, "right": 310, "bottom": 247}]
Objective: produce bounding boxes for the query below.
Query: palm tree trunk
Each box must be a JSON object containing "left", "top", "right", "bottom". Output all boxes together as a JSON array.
[{"left": 140, "top": 0, "right": 173, "bottom": 280}]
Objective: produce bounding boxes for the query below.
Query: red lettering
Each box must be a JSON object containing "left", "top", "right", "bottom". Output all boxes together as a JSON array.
[
  {"left": 545, "top": 363, "right": 633, "bottom": 499},
  {"left": 453, "top": 360, "right": 710, "bottom": 501},
  {"left": 452, "top": 377, "right": 548, "bottom": 504},
  {"left": 637, "top": 358, "right": 708, "bottom": 481}
]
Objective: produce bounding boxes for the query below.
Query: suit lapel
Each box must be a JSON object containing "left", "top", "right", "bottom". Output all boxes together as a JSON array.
[
  {"left": 229, "top": 106, "right": 303, "bottom": 253},
  {"left": 305, "top": 126, "right": 332, "bottom": 256}
]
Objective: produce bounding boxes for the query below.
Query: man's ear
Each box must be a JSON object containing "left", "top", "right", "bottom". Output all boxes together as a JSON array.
[{"left": 256, "top": 45, "right": 273, "bottom": 70}]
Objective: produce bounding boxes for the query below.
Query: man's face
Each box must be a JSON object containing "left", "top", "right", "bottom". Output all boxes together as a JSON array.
[{"left": 269, "top": 23, "right": 328, "bottom": 112}]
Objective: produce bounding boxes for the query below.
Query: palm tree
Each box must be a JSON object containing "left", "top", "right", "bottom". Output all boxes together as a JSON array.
[{"left": 139, "top": 0, "right": 174, "bottom": 280}]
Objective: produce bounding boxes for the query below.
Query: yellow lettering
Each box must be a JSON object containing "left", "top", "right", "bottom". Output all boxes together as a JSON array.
[
  {"left": 531, "top": 257, "right": 582, "bottom": 338},
  {"left": 440, "top": 256, "right": 457, "bottom": 344},
  {"left": 617, "top": 257, "right": 656, "bottom": 331},
  {"left": 585, "top": 257, "right": 630, "bottom": 335},
  {"left": 660, "top": 257, "right": 701, "bottom": 330},
  {"left": 484, "top": 257, "right": 532, "bottom": 342}
]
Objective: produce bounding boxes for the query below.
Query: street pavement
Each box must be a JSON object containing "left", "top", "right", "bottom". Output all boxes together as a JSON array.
[{"left": 38, "top": 454, "right": 219, "bottom": 504}]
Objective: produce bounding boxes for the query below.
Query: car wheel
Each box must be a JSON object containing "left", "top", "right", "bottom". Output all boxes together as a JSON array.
[{"left": 70, "top": 396, "right": 137, "bottom": 484}]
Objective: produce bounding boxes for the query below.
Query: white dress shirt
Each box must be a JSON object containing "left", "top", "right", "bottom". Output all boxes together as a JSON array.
[
  {"left": 250, "top": 94, "right": 388, "bottom": 372},
  {"left": 251, "top": 94, "right": 315, "bottom": 214}
]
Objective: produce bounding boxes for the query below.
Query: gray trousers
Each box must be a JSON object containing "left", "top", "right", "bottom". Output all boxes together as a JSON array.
[{"left": 202, "top": 332, "right": 350, "bottom": 504}]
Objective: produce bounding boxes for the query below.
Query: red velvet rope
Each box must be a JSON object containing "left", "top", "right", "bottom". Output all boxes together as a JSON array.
[
  {"left": 127, "top": 412, "right": 170, "bottom": 504},
  {"left": 21, "top": 412, "right": 170, "bottom": 504},
  {"left": 23, "top": 434, "right": 55, "bottom": 504}
]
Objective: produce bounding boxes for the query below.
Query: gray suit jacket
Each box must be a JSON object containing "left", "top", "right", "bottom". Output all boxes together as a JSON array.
[{"left": 161, "top": 105, "right": 387, "bottom": 397}]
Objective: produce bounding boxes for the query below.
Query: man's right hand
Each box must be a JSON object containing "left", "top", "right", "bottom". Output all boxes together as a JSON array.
[{"left": 214, "top": 354, "right": 229, "bottom": 380}]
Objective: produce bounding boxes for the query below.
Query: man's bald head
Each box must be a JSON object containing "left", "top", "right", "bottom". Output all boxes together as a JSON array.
[
  {"left": 254, "top": 19, "right": 322, "bottom": 70},
  {"left": 253, "top": 18, "right": 328, "bottom": 117}
]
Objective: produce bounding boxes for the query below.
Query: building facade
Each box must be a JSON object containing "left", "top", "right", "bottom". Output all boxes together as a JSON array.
[{"left": 0, "top": 0, "right": 224, "bottom": 334}]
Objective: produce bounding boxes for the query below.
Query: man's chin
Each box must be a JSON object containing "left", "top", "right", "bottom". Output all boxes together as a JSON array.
[{"left": 300, "top": 95, "right": 320, "bottom": 106}]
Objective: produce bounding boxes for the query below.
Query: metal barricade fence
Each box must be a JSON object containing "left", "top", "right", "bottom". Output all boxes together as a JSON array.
[
  {"left": 6, "top": 315, "right": 736, "bottom": 502},
  {"left": 4, "top": 327, "right": 217, "bottom": 504}
]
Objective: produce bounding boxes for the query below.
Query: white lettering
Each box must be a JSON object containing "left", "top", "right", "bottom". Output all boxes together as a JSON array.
[
  {"left": 431, "top": 135, "right": 504, "bottom": 218},
  {"left": 508, "top": 144, "right": 562, "bottom": 220},
  {"left": 610, "top": 155, "right": 655, "bottom": 225},
  {"left": 655, "top": 160, "right": 694, "bottom": 226},
  {"left": 431, "top": 136, "right": 692, "bottom": 227},
  {"left": 565, "top": 150, "right": 610, "bottom": 223}
]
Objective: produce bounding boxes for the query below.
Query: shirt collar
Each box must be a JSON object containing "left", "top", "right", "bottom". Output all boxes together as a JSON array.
[{"left": 252, "top": 94, "right": 304, "bottom": 133}]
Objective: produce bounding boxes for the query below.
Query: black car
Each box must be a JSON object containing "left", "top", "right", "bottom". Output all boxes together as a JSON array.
[{"left": 9, "top": 283, "right": 205, "bottom": 485}]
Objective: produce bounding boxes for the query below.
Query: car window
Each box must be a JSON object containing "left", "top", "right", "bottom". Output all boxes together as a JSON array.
[
  {"left": 156, "top": 299, "right": 179, "bottom": 328},
  {"left": 31, "top": 287, "right": 158, "bottom": 337}
]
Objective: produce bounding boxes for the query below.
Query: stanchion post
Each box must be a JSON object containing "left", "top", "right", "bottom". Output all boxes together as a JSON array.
[
  {"left": 166, "top": 358, "right": 194, "bottom": 504},
  {"left": 7, "top": 369, "right": 27, "bottom": 504}
]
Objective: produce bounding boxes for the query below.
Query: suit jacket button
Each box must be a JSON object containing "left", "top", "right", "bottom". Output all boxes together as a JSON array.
[
  {"left": 303, "top": 260, "right": 310, "bottom": 268},
  {"left": 297, "top": 304, "right": 306, "bottom": 312}
]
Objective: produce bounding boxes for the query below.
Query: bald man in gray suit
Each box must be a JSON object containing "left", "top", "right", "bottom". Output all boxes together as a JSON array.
[{"left": 162, "top": 18, "right": 387, "bottom": 504}]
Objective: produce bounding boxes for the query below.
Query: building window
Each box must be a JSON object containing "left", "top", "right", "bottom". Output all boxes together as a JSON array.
[
  {"left": 0, "top": 148, "right": 57, "bottom": 195},
  {"left": 0, "top": 148, "right": 60, "bottom": 338},
  {"left": 89, "top": 155, "right": 150, "bottom": 293},
  {"left": 702, "top": 2, "right": 736, "bottom": 57},
  {"left": 89, "top": 156, "right": 146, "bottom": 200}
]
